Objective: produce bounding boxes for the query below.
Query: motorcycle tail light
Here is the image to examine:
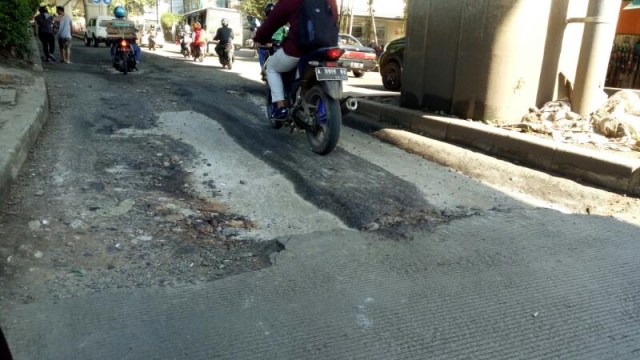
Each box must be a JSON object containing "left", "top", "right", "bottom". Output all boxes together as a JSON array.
[
  {"left": 326, "top": 48, "right": 345, "bottom": 60},
  {"left": 119, "top": 39, "right": 129, "bottom": 47},
  {"left": 324, "top": 61, "right": 338, "bottom": 67}
]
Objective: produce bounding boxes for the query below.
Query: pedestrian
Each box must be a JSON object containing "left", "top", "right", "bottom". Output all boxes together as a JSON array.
[
  {"left": 54, "top": 6, "right": 73, "bottom": 64},
  {"left": 34, "top": 6, "right": 56, "bottom": 62}
]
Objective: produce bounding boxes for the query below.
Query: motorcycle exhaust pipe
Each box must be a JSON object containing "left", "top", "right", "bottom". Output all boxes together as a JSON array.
[{"left": 343, "top": 97, "right": 358, "bottom": 112}]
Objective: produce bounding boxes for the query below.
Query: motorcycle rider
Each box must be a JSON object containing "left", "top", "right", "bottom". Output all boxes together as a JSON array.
[
  {"left": 258, "top": 3, "right": 289, "bottom": 69},
  {"left": 213, "top": 18, "right": 234, "bottom": 69},
  {"left": 190, "top": 21, "right": 206, "bottom": 58},
  {"left": 148, "top": 24, "right": 156, "bottom": 51},
  {"left": 109, "top": 6, "right": 141, "bottom": 65},
  {"left": 254, "top": 0, "right": 339, "bottom": 119},
  {"left": 179, "top": 29, "right": 192, "bottom": 56}
]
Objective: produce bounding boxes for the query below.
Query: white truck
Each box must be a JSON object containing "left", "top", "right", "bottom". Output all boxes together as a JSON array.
[{"left": 183, "top": 7, "right": 243, "bottom": 52}]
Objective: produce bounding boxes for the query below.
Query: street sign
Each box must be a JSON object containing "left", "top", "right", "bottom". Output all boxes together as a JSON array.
[{"left": 103, "top": 0, "right": 112, "bottom": 4}]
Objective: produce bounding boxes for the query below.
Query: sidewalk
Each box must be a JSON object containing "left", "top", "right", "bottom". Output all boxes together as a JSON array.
[{"left": 0, "top": 35, "right": 47, "bottom": 201}]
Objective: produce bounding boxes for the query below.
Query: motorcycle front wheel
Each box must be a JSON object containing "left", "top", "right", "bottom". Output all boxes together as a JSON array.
[{"left": 303, "top": 85, "right": 341, "bottom": 155}]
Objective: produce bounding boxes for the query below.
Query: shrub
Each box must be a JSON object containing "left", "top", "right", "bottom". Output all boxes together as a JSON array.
[{"left": 0, "top": 0, "right": 41, "bottom": 57}]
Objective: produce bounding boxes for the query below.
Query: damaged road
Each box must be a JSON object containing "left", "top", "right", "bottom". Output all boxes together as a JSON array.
[{"left": 2, "top": 43, "right": 640, "bottom": 359}]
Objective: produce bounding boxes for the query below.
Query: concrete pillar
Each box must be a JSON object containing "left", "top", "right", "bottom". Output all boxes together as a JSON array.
[
  {"left": 572, "top": 0, "right": 621, "bottom": 115},
  {"left": 402, "top": 0, "right": 574, "bottom": 123}
]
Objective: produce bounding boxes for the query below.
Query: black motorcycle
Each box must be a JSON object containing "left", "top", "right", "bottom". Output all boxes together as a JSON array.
[
  {"left": 148, "top": 33, "right": 156, "bottom": 51},
  {"left": 265, "top": 47, "right": 354, "bottom": 155},
  {"left": 180, "top": 32, "right": 192, "bottom": 58},
  {"left": 191, "top": 42, "right": 204, "bottom": 62},
  {"left": 218, "top": 42, "right": 234, "bottom": 70},
  {"left": 112, "top": 38, "right": 136, "bottom": 74}
]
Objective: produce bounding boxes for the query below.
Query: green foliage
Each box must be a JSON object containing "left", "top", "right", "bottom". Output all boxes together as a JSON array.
[
  {"left": 0, "top": 0, "right": 40, "bottom": 56},
  {"left": 234, "top": 0, "right": 272, "bottom": 19},
  {"left": 108, "top": 0, "right": 157, "bottom": 17},
  {"left": 161, "top": 12, "right": 179, "bottom": 31}
]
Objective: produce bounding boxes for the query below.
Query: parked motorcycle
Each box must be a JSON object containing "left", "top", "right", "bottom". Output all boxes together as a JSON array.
[
  {"left": 180, "top": 32, "right": 192, "bottom": 58},
  {"left": 218, "top": 42, "right": 234, "bottom": 70},
  {"left": 112, "top": 38, "right": 137, "bottom": 75},
  {"left": 264, "top": 47, "right": 354, "bottom": 155}
]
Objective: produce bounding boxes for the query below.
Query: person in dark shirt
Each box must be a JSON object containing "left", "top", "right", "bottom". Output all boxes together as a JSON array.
[
  {"left": 213, "top": 18, "right": 234, "bottom": 61},
  {"left": 34, "top": 6, "right": 56, "bottom": 62}
]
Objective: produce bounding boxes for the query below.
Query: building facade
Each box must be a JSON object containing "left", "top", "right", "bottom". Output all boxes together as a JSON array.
[{"left": 340, "top": 0, "right": 406, "bottom": 46}]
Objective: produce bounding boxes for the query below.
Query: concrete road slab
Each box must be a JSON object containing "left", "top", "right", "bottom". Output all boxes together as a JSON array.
[{"left": 3, "top": 208, "right": 639, "bottom": 359}]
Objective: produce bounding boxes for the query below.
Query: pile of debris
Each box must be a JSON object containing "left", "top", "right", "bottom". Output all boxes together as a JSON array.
[{"left": 499, "top": 90, "right": 640, "bottom": 152}]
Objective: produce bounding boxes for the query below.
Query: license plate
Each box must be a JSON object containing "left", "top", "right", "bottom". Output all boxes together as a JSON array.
[{"left": 315, "top": 67, "right": 348, "bottom": 81}]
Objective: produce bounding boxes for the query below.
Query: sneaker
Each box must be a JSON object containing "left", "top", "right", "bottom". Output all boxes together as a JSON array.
[
  {"left": 271, "top": 107, "right": 288, "bottom": 120},
  {"left": 48, "top": 55, "right": 56, "bottom": 61}
]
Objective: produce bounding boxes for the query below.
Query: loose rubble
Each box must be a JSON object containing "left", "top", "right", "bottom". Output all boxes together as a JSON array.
[{"left": 500, "top": 90, "right": 640, "bottom": 152}]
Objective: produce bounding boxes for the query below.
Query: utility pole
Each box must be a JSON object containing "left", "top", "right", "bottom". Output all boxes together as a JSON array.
[
  {"left": 156, "top": 0, "right": 159, "bottom": 23},
  {"left": 572, "top": 0, "right": 621, "bottom": 115}
]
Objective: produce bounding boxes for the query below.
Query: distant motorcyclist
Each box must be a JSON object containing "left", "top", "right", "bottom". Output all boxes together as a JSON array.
[
  {"left": 190, "top": 21, "right": 206, "bottom": 55},
  {"left": 109, "top": 5, "right": 141, "bottom": 64},
  {"left": 213, "top": 18, "right": 234, "bottom": 68},
  {"left": 148, "top": 24, "right": 157, "bottom": 51}
]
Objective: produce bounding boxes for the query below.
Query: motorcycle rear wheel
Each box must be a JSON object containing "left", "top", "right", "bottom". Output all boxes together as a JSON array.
[
  {"left": 303, "top": 85, "right": 341, "bottom": 155},
  {"left": 121, "top": 54, "right": 129, "bottom": 75}
]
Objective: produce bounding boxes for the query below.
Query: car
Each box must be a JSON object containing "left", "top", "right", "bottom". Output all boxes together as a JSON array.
[
  {"left": 137, "top": 23, "right": 165, "bottom": 48},
  {"left": 378, "top": 37, "right": 405, "bottom": 91},
  {"left": 337, "top": 34, "right": 378, "bottom": 78},
  {"left": 84, "top": 15, "right": 114, "bottom": 47}
]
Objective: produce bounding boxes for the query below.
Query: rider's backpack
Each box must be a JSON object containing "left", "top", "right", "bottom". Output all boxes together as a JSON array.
[{"left": 297, "top": 0, "right": 338, "bottom": 52}]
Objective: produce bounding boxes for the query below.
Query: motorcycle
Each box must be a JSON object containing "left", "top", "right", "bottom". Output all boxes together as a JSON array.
[
  {"left": 148, "top": 33, "right": 156, "bottom": 51},
  {"left": 264, "top": 47, "right": 355, "bottom": 155},
  {"left": 191, "top": 42, "right": 205, "bottom": 62},
  {"left": 180, "top": 32, "right": 192, "bottom": 58},
  {"left": 218, "top": 42, "right": 234, "bottom": 70},
  {"left": 112, "top": 38, "right": 137, "bottom": 75}
]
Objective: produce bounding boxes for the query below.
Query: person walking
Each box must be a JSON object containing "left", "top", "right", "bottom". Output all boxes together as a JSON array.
[
  {"left": 54, "top": 6, "right": 73, "bottom": 64},
  {"left": 34, "top": 6, "right": 56, "bottom": 62}
]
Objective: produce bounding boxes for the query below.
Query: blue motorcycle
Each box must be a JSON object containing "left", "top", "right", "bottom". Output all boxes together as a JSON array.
[{"left": 265, "top": 47, "right": 354, "bottom": 155}]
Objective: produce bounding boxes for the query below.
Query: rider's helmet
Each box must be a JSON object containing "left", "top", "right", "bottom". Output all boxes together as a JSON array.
[
  {"left": 113, "top": 5, "right": 126, "bottom": 19},
  {"left": 192, "top": 21, "right": 201, "bottom": 29},
  {"left": 264, "top": 3, "right": 275, "bottom": 16},
  {"left": 221, "top": 18, "right": 229, "bottom": 27}
]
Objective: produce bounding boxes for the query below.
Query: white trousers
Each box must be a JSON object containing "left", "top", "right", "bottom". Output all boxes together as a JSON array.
[{"left": 266, "top": 48, "right": 300, "bottom": 103}]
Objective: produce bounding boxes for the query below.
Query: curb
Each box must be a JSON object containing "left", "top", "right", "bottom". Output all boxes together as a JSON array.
[
  {"left": 353, "top": 99, "right": 640, "bottom": 196},
  {"left": 0, "top": 35, "right": 48, "bottom": 201}
]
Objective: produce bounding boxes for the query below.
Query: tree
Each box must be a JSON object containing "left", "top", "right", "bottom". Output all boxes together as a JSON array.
[
  {"left": 108, "top": 0, "right": 157, "bottom": 17},
  {"left": 234, "top": 0, "right": 271, "bottom": 19},
  {"left": 0, "top": 0, "right": 40, "bottom": 57}
]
